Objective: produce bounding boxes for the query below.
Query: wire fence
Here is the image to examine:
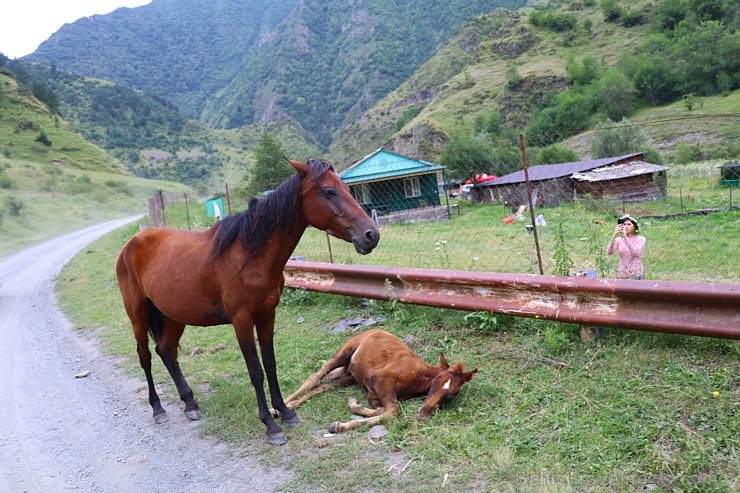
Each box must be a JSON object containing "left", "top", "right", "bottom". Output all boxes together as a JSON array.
[{"left": 152, "top": 115, "right": 739, "bottom": 285}]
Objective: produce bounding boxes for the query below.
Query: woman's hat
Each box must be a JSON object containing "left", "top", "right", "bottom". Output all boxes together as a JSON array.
[{"left": 618, "top": 214, "right": 639, "bottom": 233}]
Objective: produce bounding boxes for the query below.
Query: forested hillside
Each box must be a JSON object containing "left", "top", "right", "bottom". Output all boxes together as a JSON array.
[
  {"left": 25, "top": 0, "right": 526, "bottom": 148},
  {"left": 27, "top": 0, "right": 300, "bottom": 118}
]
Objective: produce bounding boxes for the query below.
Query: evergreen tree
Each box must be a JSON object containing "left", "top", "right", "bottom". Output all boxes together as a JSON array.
[{"left": 243, "top": 131, "right": 292, "bottom": 199}]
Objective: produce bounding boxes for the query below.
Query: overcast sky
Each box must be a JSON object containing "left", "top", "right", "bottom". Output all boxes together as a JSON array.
[{"left": 0, "top": 0, "right": 152, "bottom": 59}]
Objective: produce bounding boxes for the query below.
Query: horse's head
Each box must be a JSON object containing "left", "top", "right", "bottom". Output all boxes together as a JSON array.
[
  {"left": 417, "top": 353, "right": 477, "bottom": 420},
  {"left": 287, "top": 157, "right": 380, "bottom": 255}
]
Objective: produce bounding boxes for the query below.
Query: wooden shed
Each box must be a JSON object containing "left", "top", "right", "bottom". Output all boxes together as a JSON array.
[
  {"left": 472, "top": 152, "right": 667, "bottom": 208},
  {"left": 339, "top": 149, "right": 446, "bottom": 217},
  {"left": 572, "top": 161, "right": 669, "bottom": 202}
]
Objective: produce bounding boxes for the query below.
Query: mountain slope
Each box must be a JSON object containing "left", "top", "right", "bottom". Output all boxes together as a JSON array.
[
  {"left": 0, "top": 70, "right": 128, "bottom": 174},
  {"left": 26, "top": 0, "right": 526, "bottom": 148},
  {"left": 201, "top": 0, "right": 527, "bottom": 146},
  {"left": 27, "top": 0, "right": 300, "bottom": 118},
  {"left": 327, "top": 0, "right": 736, "bottom": 166}
]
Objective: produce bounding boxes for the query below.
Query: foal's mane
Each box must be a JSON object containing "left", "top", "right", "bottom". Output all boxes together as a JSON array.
[{"left": 210, "top": 159, "right": 333, "bottom": 262}]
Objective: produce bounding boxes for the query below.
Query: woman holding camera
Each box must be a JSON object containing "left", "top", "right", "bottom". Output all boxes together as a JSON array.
[{"left": 607, "top": 214, "right": 646, "bottom": 279}]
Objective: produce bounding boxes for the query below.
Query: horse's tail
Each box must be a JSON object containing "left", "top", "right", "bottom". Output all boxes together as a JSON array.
[{"left": 147, "top": 299, "right": 165, "bottom": 343}]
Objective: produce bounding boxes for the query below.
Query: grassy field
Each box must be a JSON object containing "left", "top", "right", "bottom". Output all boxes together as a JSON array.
[
  {"left": 56, "top": 214, "right": 738, "bottom": 492},
  {"left": 0, "top": 157, "right": 188, "bottom": 256}
]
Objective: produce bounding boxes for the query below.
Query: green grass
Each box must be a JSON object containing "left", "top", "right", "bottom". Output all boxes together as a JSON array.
[
  {"left": 57, "top": 228, "right": 739, "bottom": 492},
  {"left": 0, "top": 157, "right": 188, "bottom": 256}
]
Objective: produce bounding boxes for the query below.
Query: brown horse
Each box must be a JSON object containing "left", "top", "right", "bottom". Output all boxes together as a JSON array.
[
  {"left": 116, "top": 157, "right": 379, "bottom": 444},
  {"left": 278, "top": 329, "right": 477, "bottom": 433}
]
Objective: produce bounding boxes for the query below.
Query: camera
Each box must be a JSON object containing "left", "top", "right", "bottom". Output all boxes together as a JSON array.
[{"left": 617, "top": 217, "right": 626, "bottom": 224}]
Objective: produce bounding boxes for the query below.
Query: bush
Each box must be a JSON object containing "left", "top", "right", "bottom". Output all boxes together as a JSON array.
[
  {"left": 639, "top": 146, "right": 664, "bottom": 165},
  {"left": 66, "top": 174, "right": 94, "bottom": 195},
  {"left": 395, "top": 106, "right": 421, "bottom": 131},
  {"left": 619, "top": 10, "right": 644, "bottom": 27},
  {"left": 589, "top": 118, "right": 648, "bottom": 158},
  {"left": 0, "top": 175, "right": 14, "bottom": 189},
  {"left": 5, "top": 196, "right": 24, "bottom": 216},
  {"left": 676, "top": 141, "right": 700, "bottom": 164},
  {"left": 537, "top": 144, "right": 580, "bottom": 164},
  {"left": 505, "top": 65, "right": 524, "bottom": 90},
  {"left": 530, "top": 10, "right": 578, "bottom": 32},
  {"left": 601, "top": 0, "right": 624, "bottom": 22},
  {"left": 35, "top": 131, "right": 52, "bottom": 147}
]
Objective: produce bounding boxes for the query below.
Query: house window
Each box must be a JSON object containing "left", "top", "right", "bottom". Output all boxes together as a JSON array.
[
  {"left": 353, "top": 183, "right": 371, "bottom": 204},
  {"left": 404, "top": 176, "right": 421, "bottom": 198}
]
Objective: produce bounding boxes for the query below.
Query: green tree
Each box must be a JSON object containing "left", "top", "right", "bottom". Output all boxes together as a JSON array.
[
  {"left": 589, "top": 119, "right": 648, "bottom": 158},
  {"left": 438, "top": 132, "right": 497, "bottom": 180},
  {"left": 537, "top": 145, "right": 580, "bottom": 165},
  {"left": 32, "top": 81, "right": 60, "bottom": 114},
  {"left": 631, "top": 56, "right": 678, "bottom": 105},
  {"left": 595, "top": 69, "right": 635, "bottom": 121},
  {"left": 567, "top": 55, "right": 601, "bottom": 86},
  {"left": 243, "top": 131, "right": 291, "bottom": 199}
]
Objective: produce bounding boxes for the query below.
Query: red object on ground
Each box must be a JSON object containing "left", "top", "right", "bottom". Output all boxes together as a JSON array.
[{"left": 502, "top": 216, "right": 514, "bottom": 224}]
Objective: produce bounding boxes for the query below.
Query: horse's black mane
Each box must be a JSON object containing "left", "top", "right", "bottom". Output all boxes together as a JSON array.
[{"left": 210, "top": 159, "right": 333, "bottom": 262}]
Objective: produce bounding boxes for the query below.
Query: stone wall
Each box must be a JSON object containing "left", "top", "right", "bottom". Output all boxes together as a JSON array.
[{"left": 376, "top": 205, "right": 450, "bottom": 226}]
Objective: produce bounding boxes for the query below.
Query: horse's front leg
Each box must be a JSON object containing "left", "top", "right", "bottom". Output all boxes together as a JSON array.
[
  {"left": 256, "top": 311, "right": 301, "bottom": 429},
  {"left": 233, "top": 316, "right": 288, "bottom": 445}
]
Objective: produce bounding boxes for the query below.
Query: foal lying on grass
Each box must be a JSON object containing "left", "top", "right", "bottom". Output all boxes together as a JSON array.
[{"left": 275, "top": 329, "right": 477, "bottom": 433}]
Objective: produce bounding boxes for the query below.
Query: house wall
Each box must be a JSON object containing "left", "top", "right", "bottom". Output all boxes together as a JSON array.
[
  {"left": 575, "top": 174, "right": 667, "bottom": 202},
  {"left": 353, "top": 173, "right": 441, "bottom": 214},
  {"left": 474, "top": 177, "right": 575, "bottom": 209}
]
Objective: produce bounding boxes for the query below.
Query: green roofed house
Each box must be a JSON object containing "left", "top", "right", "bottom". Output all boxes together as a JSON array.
[{"left": 339, "top": 148, "right": 449, "bottom": 225}]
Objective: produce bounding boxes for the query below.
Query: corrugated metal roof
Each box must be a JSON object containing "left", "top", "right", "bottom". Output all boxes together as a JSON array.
[
  {"left": 339, "top": 148, "right": 445, "bottom": 184},
  {"left": 481, "top": 152, "right": 646, "bottom": 186},
  {"left": 572, "top": 161, "right": 670, "bottom": 182}
]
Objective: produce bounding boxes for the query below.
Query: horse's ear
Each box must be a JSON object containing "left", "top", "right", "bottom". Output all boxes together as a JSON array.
[
  {"left": 439, "top": 352, "right": 449, "bottom": 370},
  {"left": 284, "top": 156, "right": 309, "bottom": 177},
  {"left": 464, "top": 368, "right": 478, "bottom": 382}
]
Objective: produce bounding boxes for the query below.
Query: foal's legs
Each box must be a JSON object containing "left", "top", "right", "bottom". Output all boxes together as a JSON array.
[
  {"left": 284, "top": 371, "right": 355, "bottom": 411},
  {"left": 155, "top": 318, "right": 201, "bottom": 420},
  {"left": 329, "top": 377, "right": 400, "bottom": 433}
]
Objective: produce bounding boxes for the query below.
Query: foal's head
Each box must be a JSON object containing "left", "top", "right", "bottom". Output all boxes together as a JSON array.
[
  {"left": 417, "top": 353, "right": 477, "bottom": 420},
  {"left": 287, "top": 157, "right": 380, "bottom": 255}
]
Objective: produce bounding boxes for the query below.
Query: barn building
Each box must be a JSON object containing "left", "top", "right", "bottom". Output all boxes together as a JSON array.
[{"left": 471, "top": 152, "right": 669, "bottom": 208}]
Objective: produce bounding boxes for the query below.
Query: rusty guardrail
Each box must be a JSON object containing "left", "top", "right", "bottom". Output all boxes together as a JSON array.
[{"left": 284, "top": 261, "right": 740, "bottom": 340}]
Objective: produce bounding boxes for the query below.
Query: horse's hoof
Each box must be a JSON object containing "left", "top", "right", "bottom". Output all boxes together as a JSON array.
[
  {"left": 328, "top": 421, "right": 341, "bottom": 434},
  {"left": 269, "top": 408, "right": 281, "bottom": 419},
  {"left": 154, "top": 411, "right": 169, "bottom": 424},
  {"left": 281, "top": 415, "right": 302, "bottom": 428},
  {"left": 266, "top": 431, "right": 288, "bottom": 446},
  {"left": 185, "top": 409, "right": 202, "bottom": 421}
]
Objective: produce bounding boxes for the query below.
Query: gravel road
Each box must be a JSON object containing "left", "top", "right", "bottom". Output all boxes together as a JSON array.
[{"left": 0, "top": 217, "right": 289, "bottom": 493}]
